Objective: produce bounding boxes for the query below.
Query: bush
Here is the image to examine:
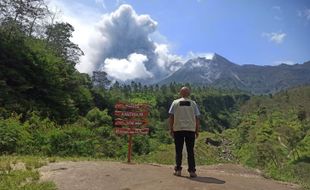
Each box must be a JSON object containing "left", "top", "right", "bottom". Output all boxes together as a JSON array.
[
  {"left": 133, "top": 135, "right": 151, "bottom": 155},
  {"left": 24, "top": 112, "right": 56, "bottom": 155},
  {"left": 236, "top": 143, "right": 258, "bottom": 167},
  {"left": 292, "top": 162, "right": 310, "bottom": 188},
  {"left": 86, "top": 108, "right": 112, "bottom": 128},
  {"left": 48, "top": 125, "right": 99, "bottom": 156},
  {"left": 0, "top": 117, "right": 32, "bottom": 154}
]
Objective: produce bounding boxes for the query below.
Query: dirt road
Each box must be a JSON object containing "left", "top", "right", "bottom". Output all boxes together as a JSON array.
[{"left": 39, "top": 161, "right": 299, "bottom": 190}]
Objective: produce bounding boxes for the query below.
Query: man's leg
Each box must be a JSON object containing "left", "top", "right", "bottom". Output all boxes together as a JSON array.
[
  {"left": 185, "top": 131, "right": 196, "bottom": 173},
  {"left": 174, "top": 131, "right": 184, "bottom": 172}
]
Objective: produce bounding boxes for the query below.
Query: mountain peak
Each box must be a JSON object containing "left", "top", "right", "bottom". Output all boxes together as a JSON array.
[
  {"left": 212, "top": 53, "right": 231, "bottom": 62},
  {"left": 159, "top": 54, "right": 310, "bottom": 94},
  {"left": 203, "top": 53, "right": 215, "bottom": 60},
  {"left": 194, "top": 53, "right": 231, "bottom": 63}
]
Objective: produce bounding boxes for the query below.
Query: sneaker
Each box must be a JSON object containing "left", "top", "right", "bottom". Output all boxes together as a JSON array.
[
  {"left": 174, "top": 170, "right": 181, "bottom": 176},
  {"left": 189, "top": 172, "right": 197, "bottom": 178}
]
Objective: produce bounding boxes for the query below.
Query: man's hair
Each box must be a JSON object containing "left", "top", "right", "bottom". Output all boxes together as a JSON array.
[{"left": 180, "top": 86, "right": 190, "bottom": 97}]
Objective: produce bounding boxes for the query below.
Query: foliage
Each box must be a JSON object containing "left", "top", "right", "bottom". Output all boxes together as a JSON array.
[
  {"left": 229, "top": 86, "right": 310, "bottom": 189},
  {"left": 0, "top": 2, "right": 309, "bottom": 188},
  {"left": 47, "top": 125, "right": 99, "bottom": 156},
  {"left": 45, "top": 22, "right": 83, "bottom": 65},
  {"left": 0, "top": 156, "right": 56, "bottom": 190},
  {"left": 0, "top": 116, "right": 32, "bottom": 154}
]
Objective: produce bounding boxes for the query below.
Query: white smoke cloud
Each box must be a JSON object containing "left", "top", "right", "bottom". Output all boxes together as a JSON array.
[
  {"left": 95, "top": 4, "right": 157, "bottom": 65},
  {"left": 49, "top": 0, "right": 101, "bottom": 73},
  {"left": 187, "top": 51, "right": 215, "bottom": 60},
  {"left": 262, "top": 32, "right": 286, "bottom": 44},
  {"left": 84, "top": 4, "right": 181, "bottom": 81},
  {"left": 155, "top": 43, "right": 183, "bottom": 73},
  {"left": 49, "top": 2, "right": 182, "bottom": 82},
  {"left": 104, "top": 53, "right": 153, "bottom": 81},
  {"left": 272, "top": 60, "right": 296, "bottom": 66}
]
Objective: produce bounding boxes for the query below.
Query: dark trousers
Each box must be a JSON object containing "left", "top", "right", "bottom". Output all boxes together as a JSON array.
[{"left": 174, "top": 131, "right": 196, "bottom": 172}]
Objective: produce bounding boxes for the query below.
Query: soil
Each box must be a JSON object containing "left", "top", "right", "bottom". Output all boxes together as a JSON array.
[{"left": 39, "top": 161, "right": 300, "bottom": 190}]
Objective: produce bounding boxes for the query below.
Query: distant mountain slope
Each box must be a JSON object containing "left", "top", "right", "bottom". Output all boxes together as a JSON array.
[
  {"left": 159, "top": 53, "right": 310, "bottom": 94},
  {"left": 241, "top": 85, "right": 310, "bottom": 116}
]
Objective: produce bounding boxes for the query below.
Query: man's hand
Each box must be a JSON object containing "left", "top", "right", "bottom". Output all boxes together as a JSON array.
[
  {"left": 170, "top": 130, "right": 174, "bottom": 138},
  {"left": 195, "top": 131, "right": 199, "bottom": 139}
]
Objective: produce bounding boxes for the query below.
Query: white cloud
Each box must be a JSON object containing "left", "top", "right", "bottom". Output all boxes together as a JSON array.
[
  {"left": 115, "top": 0, "right": 126, "bottom": 6},
  {"left": 262, "top": 32, "right": 286, "bottom": 44},
  {"left": 155, "top": 43, "right": 183, "bottom": 73},
  {"left": 49, "top": 0, "right": 101, "bottom": 73},
  {"left": 95, "top": 0, "right": 107, "bottom": 10},
  {"left": 149, "top": 31, "right": 169, "bottom": 44},
  {"left": 298, "top": 9, "right": 310, "bottom": 20},
  {"left": 272, "top": 6, "right": 281, "bottom": 11},
  {"left": 48, "top": 2, "right": 184, "bottom": 82},
  {"left": 272, "top": 60, "right": 296, "bottom": 66},
  {"left": 272, "top": 6, "right": 282, "bottom": 21},
  {"left": 104, "top": 53, "right": 153, "bottom": 81},
  {"left": 86, "top": 4, "right": 180, "bottom": 81},
  {"left": 187, "top": 52, "right": 215, "bottom": 60}
]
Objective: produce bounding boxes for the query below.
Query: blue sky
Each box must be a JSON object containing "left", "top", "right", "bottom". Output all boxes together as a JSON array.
[{"left": 52, "top": 0, "right": 310, "bottom": 79}]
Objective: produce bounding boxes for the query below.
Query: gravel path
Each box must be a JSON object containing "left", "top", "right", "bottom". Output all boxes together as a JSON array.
[{"left": 39, "top": 161, "right": 299, "bottom": 190}]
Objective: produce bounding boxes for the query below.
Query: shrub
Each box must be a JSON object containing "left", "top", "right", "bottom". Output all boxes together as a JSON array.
[
  {"left": 0, "top": 117, "right": 32, "bottom": 154},
  {"left": 86, "top": 108, "right": 112, "bottom": 128},
  {"left": 48, "top": 125, "right": 99, "bottom": 156}
]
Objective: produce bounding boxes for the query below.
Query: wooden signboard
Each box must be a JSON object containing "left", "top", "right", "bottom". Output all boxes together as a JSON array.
[
  {"left": 115, "top": 127, "right": 149, "bottom": 135},
  {"left": 115, "top": 103, "right": 149, "bottom": 110},
  {"left": 114, "top": 102, "right": 150, "bottom": 163},
  {"left": 114, "top": 119, "right": 148, "bottom": 126},
  {"left": 114, "top": 111, "right": 148, "bottom": 117}
]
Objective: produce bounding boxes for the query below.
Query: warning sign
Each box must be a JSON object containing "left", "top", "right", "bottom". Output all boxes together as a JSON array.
[
  {"left": 115, "top": 127, "right": 149, "bottom": 135},
  {"left": 114, "top": 102, "right": 150, "bottom": 163},
  {"left": 114, "top": 111, "right": 148, "bottom": 118},
  {"left": 114, "top": 119, "right": 148, "bottom": 126}
]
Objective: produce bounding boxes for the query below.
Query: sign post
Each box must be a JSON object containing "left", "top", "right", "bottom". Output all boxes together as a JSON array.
[
  {"left": 128, "top": 134, "right": 132, "bottom": 163},
  {"left": 114, "top": 102, "right": 149, "bottom": 163}
]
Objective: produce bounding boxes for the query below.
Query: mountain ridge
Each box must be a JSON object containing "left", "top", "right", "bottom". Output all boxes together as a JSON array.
[{"left": 159, "top": 54, "right": 310, "bottom": 94}]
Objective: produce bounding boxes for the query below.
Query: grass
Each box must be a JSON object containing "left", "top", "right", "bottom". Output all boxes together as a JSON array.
[
  {"left": 135, "top": 132, "right": 309, "bottom": 189},
  {"left": 1, "top": 131, "right": 308, "bottom": 190},
  {"left": 0, "top": 155, "right": 127, "bottom": 190},
  {"left": 134, "top": 132, "right": 234, "bottom": 165},
  {"left": 134, "top": 143, "right": 175, "bottom": 164},
  {"left": 263, "top": 161, "right": 310, "bottom": 190},
  {"left": 0, "top": 170, "right": 55, "bottom": 190},
  {"left": 0, "top": 156, "right": 56, "bottom": 190}
]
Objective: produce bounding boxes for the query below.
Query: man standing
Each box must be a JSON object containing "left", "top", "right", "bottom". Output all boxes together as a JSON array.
[{"left": 169, "top": 86, "right": 200, "bottom": 177}]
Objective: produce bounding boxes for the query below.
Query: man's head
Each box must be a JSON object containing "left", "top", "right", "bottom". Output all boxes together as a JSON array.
[{"left": 180, "top": 86, "right": 190, "bottom": 98}]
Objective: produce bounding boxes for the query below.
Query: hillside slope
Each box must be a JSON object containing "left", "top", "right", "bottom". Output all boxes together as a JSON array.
[{"left": 160, "top": 54, "right": 310, "bottom": 94}]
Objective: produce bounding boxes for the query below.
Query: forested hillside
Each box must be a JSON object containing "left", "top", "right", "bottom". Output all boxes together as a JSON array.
[
  {"left": 228, "top": 86, "right": 310, "bottom": 187},
  {"left": 0, "top": 0, "right": 309, "bottom": 189}
]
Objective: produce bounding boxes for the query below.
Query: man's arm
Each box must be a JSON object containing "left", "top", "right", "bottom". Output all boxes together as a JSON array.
[
  {"left": 168, "top": 101, "right": 175, "bottom": 137},
  {"left": 169, "top": 114, "right": 174, "bottom": 137},
  {"left": 193, "top": 101, "right": 201, "bottom": 138}
]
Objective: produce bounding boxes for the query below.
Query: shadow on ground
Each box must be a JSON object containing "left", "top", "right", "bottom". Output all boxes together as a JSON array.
[{"left": 181, "top": 176, "right": 226, "bottom": 184}]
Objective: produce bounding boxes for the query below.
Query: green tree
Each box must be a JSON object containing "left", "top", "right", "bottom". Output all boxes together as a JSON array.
[
  {"left": 0, "top": 0, "right": 49, "bottom": 36},
  {"left": 45, "top": 22, "right": 83, "bottom": 65},
  {"left": 92, "top": 71, "right": 111, "bottom": 89}
]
